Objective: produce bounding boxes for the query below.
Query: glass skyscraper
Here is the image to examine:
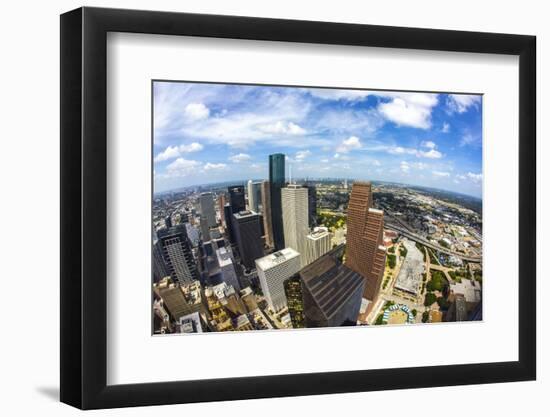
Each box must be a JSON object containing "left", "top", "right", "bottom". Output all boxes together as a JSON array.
[{"left": 269, "top": 153, "right": 285, "bottom": 250}]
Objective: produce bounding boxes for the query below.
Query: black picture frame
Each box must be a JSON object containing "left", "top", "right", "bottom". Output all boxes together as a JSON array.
[{"left": 60, "top": 6, "right": 536, "bottom": 410}]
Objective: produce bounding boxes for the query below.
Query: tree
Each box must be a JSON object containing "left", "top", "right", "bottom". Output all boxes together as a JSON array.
[
  {"left": 412, "top": 309, "right": 418, "bottom": 317},
  {"left": 424, "top": 292, "right": 437, "bottom": 306},
  {"left": 427, "top": 270, "right": 448, "bottom": 292},
  {"left": 437, "top": 296, "right": 450, "bottom": 310},
  {"left": 387, "top": 254, "right": 396, "bottom": 269}
]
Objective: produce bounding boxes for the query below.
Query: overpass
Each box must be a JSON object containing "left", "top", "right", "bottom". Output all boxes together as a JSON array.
[{"left": 385, "top": 222, "right": 482, "bottom": 263}]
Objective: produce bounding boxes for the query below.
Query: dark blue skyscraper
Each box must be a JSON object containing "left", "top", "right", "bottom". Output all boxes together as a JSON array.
[
  {"left": 228, "top": 185, "right": 246, "bottom": 214},
  {"left": 269, "top": 153, "right": 285, "bottom": 250},
  {"left": 232, "top": 210, "right": 264, "bottom": 270}
]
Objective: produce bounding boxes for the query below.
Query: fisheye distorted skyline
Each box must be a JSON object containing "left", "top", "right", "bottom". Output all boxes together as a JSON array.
[{"left": 154, "top": 82, "right": 483, "bottom": 197}]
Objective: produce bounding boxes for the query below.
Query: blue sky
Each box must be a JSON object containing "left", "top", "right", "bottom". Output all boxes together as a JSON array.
[{"left": 154, "top": 81, "right": 482, "bottom": 197}]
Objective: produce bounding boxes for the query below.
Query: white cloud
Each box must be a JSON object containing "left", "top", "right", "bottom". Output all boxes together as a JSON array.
[
  {"left": 446, "top": 95, "right": 481, "bottom": 114},
  {"left": 411, "top": 162, "right": 427, "bottom": 170},
  {"left": 229, "top": 153, "right": 252, "bottom": 163},
  {"left": 441, "top": 122, "right": 450, "bottom": 133},
  {"left": 421, "top": 140, "right": 436, "bottom": 149},
  {"left": 433, "top": 170, "right": 450, "bottom": 178},
  {"left": 165, "top": 158, "right": 201, "bottom": 177},
  {"left": 154, "top": 142, "right": 204, "bottom": 162},
  {"left": 184, "top": 103, "right": 210, "bottom": 120},
  {"left": 307, "top": 88, "right": 370, "bottom": 101},
  {"left": 383, "top": 144, "right": 442, "bottom": 159},
  {"left": 259, "top": 121, "right": 306, "bottom": 135},
  {"left": 467, "top": 172, "right": 483, "bottom": 183},
  {"left": 372, "top": 160, "right": 381, "bottom": 167},
  {"left": 203, "top": 162, "right": 227, "bottom": 171},
  {"left": 377, "top": 93, "right": 438, "bottom": 129},
  {"left": 295, "top": 150, "right": 312, "bottom": 160},
  {"left": 460, "top": 132, "right": 479, "bottom": 147},
  {"left": 419, "top": 149, "right": 443, "bottom": 159},
  {"left": 400, "top": 161, "right": 410, "bottom": 173},
  {"left": 336, "top": 136, "right": 362, "bottom": 153},
  {"left": 320, "top": 158, "right": 329, "bottom": 163},
  {"left": 178, "top": 92, "right": 312, "bottom": 148}
]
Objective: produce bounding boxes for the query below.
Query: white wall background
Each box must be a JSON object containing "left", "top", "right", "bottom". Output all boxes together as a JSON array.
[{"left": 0, "top": 0, "right": 545, "bottom": 415}]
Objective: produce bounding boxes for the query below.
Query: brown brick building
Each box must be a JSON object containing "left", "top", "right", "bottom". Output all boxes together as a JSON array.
[{"left": 344, "top": 182, "right": 387, "bottom": 301}]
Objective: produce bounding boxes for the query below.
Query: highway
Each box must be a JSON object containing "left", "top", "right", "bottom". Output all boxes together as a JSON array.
[{"left": 385, "top": 222, "right": 482, "bottom": 263}]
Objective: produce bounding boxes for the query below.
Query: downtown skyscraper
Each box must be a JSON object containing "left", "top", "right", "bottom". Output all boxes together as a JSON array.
[
  {"left": 256, "top": 247, "right": 301, "bottom": 312},
  {"left": 247, "top": 180, "right": 262, "bottom": 213},
  {"left": 281, "top": 184, "right": 309, "bottom": 268},
  {"left": 344, "top": 182, "right": 386, "bottom": 301},
  {"left": 156, "top": 224, "right": 199, "bottom": 285},
  {"left": 228, "top": 185, "right": 246, "bottom": 214},
  {"left": 232, "top": 210, "right": 264, "bottom": 270},
  {"left": 261, "top": 180, "right": 274, "bottom": 248},
  {"left": 269, "top": 153, "right": 285, "bottom": 250},
  {"left": 199, "top": 192, "right": 217, "bottom": 228},
  {"left": 300, "top": 245, "right": 364, "bottom": 327}
]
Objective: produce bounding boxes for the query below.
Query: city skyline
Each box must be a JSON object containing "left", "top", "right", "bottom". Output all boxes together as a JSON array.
[
  {"left": 154, "top": 82, "right": 483, "bottom": 197},
  {"left": 152, "top": 81, "right": 483, "bottom": 335}
]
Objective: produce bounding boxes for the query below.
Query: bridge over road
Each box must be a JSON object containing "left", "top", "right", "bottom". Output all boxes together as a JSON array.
[{"left": 385, "top": 223, "right": 482, "bottom": 263}]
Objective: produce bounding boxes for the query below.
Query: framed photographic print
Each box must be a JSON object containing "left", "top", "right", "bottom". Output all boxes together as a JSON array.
[{"left": 60, "top": 7, "right": 536, "bottom": 410}]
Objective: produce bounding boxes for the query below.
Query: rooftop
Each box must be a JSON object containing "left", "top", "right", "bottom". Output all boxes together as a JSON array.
[
  {"left": 308, "top": 227, "right": 330, "bottom": 239},
  {"left": 234, "top": 210, "right": 259, "bottom": 219},
  {"left": 215, "top": 246, "right": 233, "bottom": 267},
  {"left": 300, "top": 247, "right": 364, "bottom": 319},
  {"left": 255, "top": 247, "right": 300, "bottom": 270}
]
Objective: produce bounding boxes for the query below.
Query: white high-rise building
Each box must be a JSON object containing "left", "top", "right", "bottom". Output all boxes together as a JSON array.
[
  {"left": 215, "top": 247, "right": 240, "bottom": 291},
  {"left": 282, "top": 184, "right": 309, "bottom": 268},
  {"left": 305, "top": 226, "right": 332, "bottom": 266},
  {"left": 255, "top": 248, "right": 301, "bottom": 312},
  {"left": 247, "top": 180, "right": 262, "bottom": 213},
  {"left": 199, "top": 192, "right": 217, "bottom": 228}
]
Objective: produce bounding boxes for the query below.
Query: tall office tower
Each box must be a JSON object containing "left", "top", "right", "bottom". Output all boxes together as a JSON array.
[
  {"left": 255, "top": 248, "right": 301, "bottom": 312},
  {"left": 185, "top": 223, "right": 200, "bottom": 247},
  {"left": 283, "top": 274, "right": 305, "bottom": 328},
  {"left": 178, "top": 211, "right": 189, "bottom": 224},
  {"left": 344, "top": 182, "right": 387, "bottom": 301},
  {"left": 223, "top": 204, "right": 235, "bottom": 243},
  {"left": 232, "top": 210, "right": 264, "bottom": 270},
  {"left": 153, "top": 277, "right": 202, "bottom": 321},
  {"left": 305, "top": 226, "right": 331, "bottom": 266},
  {"left": 152, "top": 239, "right": 170, "bottom": 282},
  {"left": 164, "top": 215, "right": 173, "bottom": 229},
  {"left": 261, "top": 180, "right": 274, "bottom": 248},
  {"left": 199, "top": 192, "right": 217, "bottom": 228},
  {"left": 304, "top": 183, "right": 317, "bottom": 227},
  {"left": 157, "top": 225, "right": 199, "bottom": 284},
  {"left": 269, "top": 153, "right": 286, "bottom": 250},
  {"left": 247, "top": 180, "right": 262, "bottom": 213},
  {"left": 216, "top": 246, "right": 240, "bottom": 291},
  {"left": 281, "top": 184, "right": 309, "bottom": 268},
  {"left": 218, "top": 193, "right": 226, "bottom": 226},
  {"left": 228, "top": 185, "right": 246, "bottom": 213},
  {"left": 199, "top": 217, "right": 210, "bottom": 242},
  {"left": 301, "top": 245, "right": 364, "bottom": 327}
]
